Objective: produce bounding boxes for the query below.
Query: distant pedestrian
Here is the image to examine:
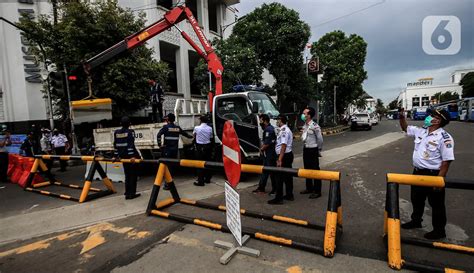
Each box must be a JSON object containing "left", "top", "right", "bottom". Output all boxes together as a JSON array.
[
  {"left": 253, "top": 114, "right": 276, "bottom": 194},
  {"left": 300, "top": 107, "right": 323, "bottom": 199},
  {"left": 40, "top": 128, "right": 53, "bottom": 171},
  {"left": 157, "top": 113, "right": 193, "bottom": 189},
  {"left": 0, "top": 129, "right": 12, "bottom": 183},
  {"left": 51, "top": 129, "right": 69, "bottom": 172},
  {"left": 399, "top": 108, "right": 454, "bottom": 240},
  {"left": 268, "top": 114, "right": 294, "bottom": 205},
  {"left": 193, "top": 115, "right": 213, "bottom": 186},
  {"left": 20, "top": 132, "right": 36, "bottom": 157},
  {"left": 114, "top": 116, "right": 141, "bottom": 200},
  {"left": 149, "top": 79, "right": 164, "bottom": 123}
]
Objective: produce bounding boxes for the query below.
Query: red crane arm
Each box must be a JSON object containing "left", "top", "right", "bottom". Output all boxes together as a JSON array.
[{"left": 83, "top": 5, "right": 223, "bottom": 110}]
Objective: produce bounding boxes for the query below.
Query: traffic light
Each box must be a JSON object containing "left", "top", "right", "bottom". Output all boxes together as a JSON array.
[{"left": 49, "top": 71, "right": 66, "bottom": 97}]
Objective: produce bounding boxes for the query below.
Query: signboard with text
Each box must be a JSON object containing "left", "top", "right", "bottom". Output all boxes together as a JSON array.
[{"left": 225, "top": 182, "right": 242, "bottom": 246}]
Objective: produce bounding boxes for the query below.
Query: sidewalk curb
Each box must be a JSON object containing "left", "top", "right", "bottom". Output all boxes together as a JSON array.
[{"left": 322, "top": 126, "right": 350, "bottom": 136}]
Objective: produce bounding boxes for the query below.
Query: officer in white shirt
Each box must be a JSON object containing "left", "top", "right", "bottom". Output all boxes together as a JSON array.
[
  {"left": 193, "top": 115, "right": 213, "bottom": 186},
  {"left": 300, "top": 107, "right": 324, "bottom": 199},
  {"left": 268, "top": 114, "right": 294, "bottom": 205},
  {"left": 51, "top": 129, "right": 70, "bottom": 172},
  {"left": 399, "top": 108, "right": 454, "bottom": 240}
]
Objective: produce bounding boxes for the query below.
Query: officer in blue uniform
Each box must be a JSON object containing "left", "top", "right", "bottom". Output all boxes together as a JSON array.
[
  {"left": 399, "top": 108, "right": 455, "bottom": 240},
  {"left": 114, "top": 116, "right": 141, "bottom": 200},
  {"left": 157, "top": 113, "right": 193, "bottom": 189},
  {"left": 253, "top": 114, "right": 276, "bottom": 194}
]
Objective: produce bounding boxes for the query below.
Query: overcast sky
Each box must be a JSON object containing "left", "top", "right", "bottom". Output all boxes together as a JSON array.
[{"left": 236, "top": 0, "right": 474, "bottom": 104}]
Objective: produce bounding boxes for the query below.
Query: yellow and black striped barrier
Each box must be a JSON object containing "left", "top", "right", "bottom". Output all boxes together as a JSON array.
[
  {"left": 146, "top": 158, "right": 342, "bottom": 258},
  {"left": 25, "top": 155, "right": 117, "bottom": 203},
  {"left": 384, "top": 173, "right": 474, "bottom": 272}
]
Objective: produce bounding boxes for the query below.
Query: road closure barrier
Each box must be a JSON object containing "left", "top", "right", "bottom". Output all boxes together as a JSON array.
[
  {"left": 384, "top": 173, "right": 474, "bottom": 272},
  {"left": 147, "top": 158, "right": 342, "bottom": 258},
  {"left": 24, "top": 155, "right": 117, "bottom": 203}
]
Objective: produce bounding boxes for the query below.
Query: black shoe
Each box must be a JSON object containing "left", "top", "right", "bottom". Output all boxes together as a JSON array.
[
  {"left": 252, "top": 188, "right": 265, "bottom": 193},
  {"left": 267, "top": 198, "right": 283, "bottom": 205},
  {"left": 125, "top": 193, "right": 141, "bottom": 200},
  {"left": 204, "top": 180, "right": 211, "bottom": 184},
  {"left": 193, "top": 182, "right": 205, "bottom": 186},
  {"left": 268, "top": 191, "right": 276, "bottom": 196},
  {"left": 424, "top": 230, "right": 446, "bottom": 240},
  {"left": 401, "top": 221, "right": 422, "bottom": 229},
  {"left": 163, "top": 184, "right": 170, "bottom": 190},
  {"left": 309, "top": 193, "right": 321, "bottom": 199},
  {"left": 283, "top": 195, "right": 294, "bottom": 201},
  {"left": 300, "top": 190, "right": 312, "bottom": 194}
]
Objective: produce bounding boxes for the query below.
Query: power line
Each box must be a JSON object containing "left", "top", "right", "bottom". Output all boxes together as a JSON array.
[{"left": 313, "top": 0, "right": 386, "bottom": 28}]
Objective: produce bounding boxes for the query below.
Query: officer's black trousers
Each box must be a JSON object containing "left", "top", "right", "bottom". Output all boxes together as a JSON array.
[
  {"left": 151, "top": 102, "right": 163, "bottom": 123},
  {"left": 275, "top": 152, "right": 294, "bottom": 200},
  {"left": 54, "top": 146, "right": 67, "bottom": 171},
  {"left": 123, "top": 162, "right": 138, "bottom": 197},
  {"left": 0, "top": 152, "right": 8, "bottom": 182},
  {"left": 163, "top": 149, "right": 178, "bottom": 178},
  {"left": 195, "top": 143, "right": 212, "bottom": 183},
  {"left": 258, "top": 154, "right": 276, "bottom": 192},
  {"left": 303, "top": 147, "right": 321, "bottom": 194},
  {"left": 410, "top": 168, "right": 446, "bottom": 232}
]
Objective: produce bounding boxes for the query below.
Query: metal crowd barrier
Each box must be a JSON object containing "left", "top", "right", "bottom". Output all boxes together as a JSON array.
[
  {"left": 26, "top": 155, "right": 117, "bottom": 203},
  {"left": 384, "top": 173, "right": 474, "bottom": 272},
  {"left": 147, "top": 158, "right": 343, "bottom": 258}
]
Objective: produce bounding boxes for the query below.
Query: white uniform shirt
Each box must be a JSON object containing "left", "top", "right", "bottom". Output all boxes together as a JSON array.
[
  {"left": 302, "top": 120, "right": 323, "bottom": 149},
  {"left": 193, "top": 123, "right": 213, "bottom": 144},
  {"left": 275, "top": 124, "right": 293, "bottom": 155},
  {"left": 51, "top": 134, "right": 68, "bottom": 148},
  {"left": 407, "top": 125, "right": 455, "bottom": 170}
]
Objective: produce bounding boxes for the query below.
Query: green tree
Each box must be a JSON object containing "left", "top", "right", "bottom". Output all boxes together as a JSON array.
[
  {"left": 18, "top": 1, "right": 170, "bottom": 118},
  {"left": 460, "top": 72, "right": 474, "bottom": 98},
  {"left": 375, "top": 98, "right": 386, "bottom": 115},
  {"left": 388, "top": 98, "right": 399, "bottom": 110},
  {"left": 432, "top": 91, "right": 460, "bottom": 103},
  {"left": 194, "top": 37, "right": 264, "bottom": 94},
  {"left": 230, "top": 3, "right": 312, "bottom": 111},
  {"left": 311, "top": 31, "right": 368, "bottom": 115}
]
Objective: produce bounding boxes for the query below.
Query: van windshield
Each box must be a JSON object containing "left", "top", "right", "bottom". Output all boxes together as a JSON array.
[{"left": 248, "top": 92, "right": 279, "bottom": 117}]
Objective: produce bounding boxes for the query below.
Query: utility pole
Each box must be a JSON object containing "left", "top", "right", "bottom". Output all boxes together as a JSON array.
[
  {"left": 63, "top": 65, "right": 79, "bottom": 155},
  {"left": 333, "top": 85, "right": 337, "bottom": 124}
]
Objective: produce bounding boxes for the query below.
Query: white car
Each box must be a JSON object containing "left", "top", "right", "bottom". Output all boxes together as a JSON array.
[
  {"left": 370, "top": 113, "right": 379, "bottom": 125},
  {"left": 350, "top": 113, "right": 372, "bottom": 130}
]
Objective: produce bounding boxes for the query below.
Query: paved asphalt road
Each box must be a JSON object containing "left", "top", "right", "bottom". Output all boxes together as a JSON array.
[{"left": 1, "top": 120, "right": 473, "bottom": 272}]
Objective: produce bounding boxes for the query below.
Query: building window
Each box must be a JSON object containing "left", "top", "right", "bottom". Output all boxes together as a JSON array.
[
  {"left": 156, "top": 0, "right": 172, "bottom": 9},
  {"left": 452, "top": 75, "right": 455, "bottom": 83},
  {"left": 421, "top": 96, "right": 430, "bottom": 106},
  {"left": 208, "top": 0, "right": 218, "bottom": 33},
  {"left": 412, "top": 97, "right": 420, "bottom": 107}
]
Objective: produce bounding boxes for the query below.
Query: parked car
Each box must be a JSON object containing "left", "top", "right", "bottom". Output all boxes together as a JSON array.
[
  {"left": 351, "top": 113, "right": 372, "bottom": 130},
  {"left": 370, "top": 113, "right": 379, "bottom": 125}
]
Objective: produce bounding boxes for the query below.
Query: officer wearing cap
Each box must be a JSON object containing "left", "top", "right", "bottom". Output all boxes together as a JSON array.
[
  {"left": 114, "top": 116, "right": 141, "bottom": 200},
  {"left": 157, "top": 113, "right": 193, "bottom": 189},
  {"left": 300, "top": 107, "right": 323, "bottom": 199},
  {"left": 268, "top": 114, "right": 294, "bottom": 205},
  {"left": 399, "top": 108, "right": 454, "bottom": 240},
  {"left": 193, "top": 115, "right": 213, "bottom": 186}
]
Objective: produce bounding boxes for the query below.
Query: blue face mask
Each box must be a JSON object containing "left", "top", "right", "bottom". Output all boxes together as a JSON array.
[
  {"left": 424, "top": 115, "right": 433, "bottom": 127},
  {"left": 301, "top": 114, "right": 306, "bottom": 122}
]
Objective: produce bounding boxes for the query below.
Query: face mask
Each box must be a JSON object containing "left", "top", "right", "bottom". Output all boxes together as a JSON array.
[
  {"left": 301, "top": 114, "right": 306, "bottom": 122},
  {"left": 424, "top": 116, "right": 433, "bottom": 127}
]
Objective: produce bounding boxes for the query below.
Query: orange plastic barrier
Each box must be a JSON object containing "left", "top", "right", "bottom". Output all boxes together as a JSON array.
[{"left": 10, "top": 156, "right": 24, "bottom": 184}]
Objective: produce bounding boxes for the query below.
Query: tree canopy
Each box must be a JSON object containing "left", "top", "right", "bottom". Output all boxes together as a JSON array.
[
  {"left": 18, "top": 1, "right": 170, "bottom": 118},
  {"left": 311, "top": 30, "right": 368, "bottom": 115},
  {"left": 460, "top": 72, "right": 474, "bottom": 98},
  {"left": 227, "top": 3, "right": 312, "bottom": 111},
  {"left": 432, "top": 91, "right": 460, "bottom": 103}
]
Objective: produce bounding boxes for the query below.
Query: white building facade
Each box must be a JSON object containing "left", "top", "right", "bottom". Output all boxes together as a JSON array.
[
  {"left": 397, "top": 69, "right": 473, "bottom": 111},
  {"left": 0, "top": 0, "right": 239, "bottom": 130}
]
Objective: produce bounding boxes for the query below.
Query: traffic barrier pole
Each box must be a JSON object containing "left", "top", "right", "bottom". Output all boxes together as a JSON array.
[
  {"left": 164, "top": 165, "right": 180, "bottom": 202},
  {"left": 386, "top": 182, "right": 402, "bottom": 270},
  {"left": 324, "top": 180, "right": 339, "bottom": 257},
  {"left": 79, "top": 161, "right": 97, "bottom": 203},
  {"left": 146, "top": 163, "right": 166, "bottom": 214}
]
